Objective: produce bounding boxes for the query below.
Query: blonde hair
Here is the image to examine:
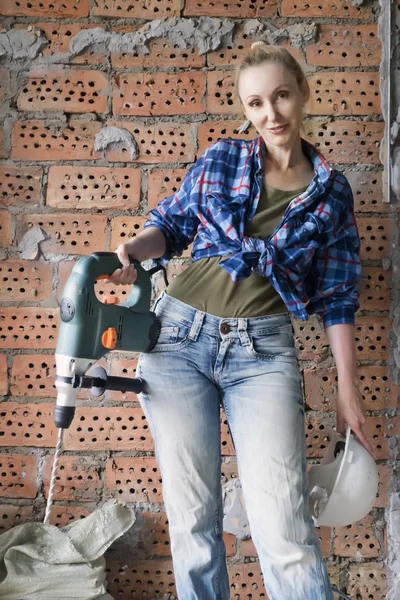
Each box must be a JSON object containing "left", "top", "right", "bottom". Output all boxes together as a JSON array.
[{"left": 234, "top": 41, "right": 309, "bottom": 134}]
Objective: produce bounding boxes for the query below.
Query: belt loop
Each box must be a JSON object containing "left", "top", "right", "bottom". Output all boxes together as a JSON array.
[
  {"left": 188, "top": 310, "right": 205, "bottom": 341},
  {"left": 238, "top": 318, "right": 251, "bottom": 346}
]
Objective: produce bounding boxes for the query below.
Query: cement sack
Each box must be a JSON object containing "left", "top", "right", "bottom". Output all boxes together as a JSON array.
[{"left": 0, "top": 499, "right": 135, "bottom": 600}]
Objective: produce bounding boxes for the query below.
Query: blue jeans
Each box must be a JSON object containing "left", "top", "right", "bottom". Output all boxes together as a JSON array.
[{"left": 137, "top": 292, "right": 333, "bottom": 600}]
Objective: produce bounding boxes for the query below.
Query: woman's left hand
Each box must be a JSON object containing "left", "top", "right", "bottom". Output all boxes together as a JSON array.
[{"left": 336, "top": 378, "right": 375, "bottom": 458}]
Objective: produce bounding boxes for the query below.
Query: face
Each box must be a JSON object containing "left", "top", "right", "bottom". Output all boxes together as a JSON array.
[{"left": 238, "top": 61, "right": 309, "bottom": 147}]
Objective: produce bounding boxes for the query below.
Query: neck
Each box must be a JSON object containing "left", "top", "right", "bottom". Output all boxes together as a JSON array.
[{"left": 263, "top": 136, "right": 305, "bottom": 172}]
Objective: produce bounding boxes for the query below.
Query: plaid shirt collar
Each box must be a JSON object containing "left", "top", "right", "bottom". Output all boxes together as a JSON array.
[{"left": 253, "top": 135, "right": 334, "bottom": 186}]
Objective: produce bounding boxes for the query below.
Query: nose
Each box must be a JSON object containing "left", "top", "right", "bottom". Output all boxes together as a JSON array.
[{"left": 263, "top": 102, "right": 279, "bottom": 122}]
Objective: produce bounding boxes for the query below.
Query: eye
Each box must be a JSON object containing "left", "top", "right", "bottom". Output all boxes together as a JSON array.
[
  {"left": 277, "top": 91, "right": 289, "bottom": 99},
  {"left": 249, "top": 100, "right": 261, "bottom": 108}
]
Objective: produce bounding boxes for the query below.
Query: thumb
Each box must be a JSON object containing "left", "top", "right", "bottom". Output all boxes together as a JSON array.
[{"left": 116, "top": 245, "right": 131, "bottom": 268}]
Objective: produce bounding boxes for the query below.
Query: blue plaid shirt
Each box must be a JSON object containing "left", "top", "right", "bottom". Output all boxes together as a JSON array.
[{"left": 145, "top": 136, "right": 361, "bottom": 328}]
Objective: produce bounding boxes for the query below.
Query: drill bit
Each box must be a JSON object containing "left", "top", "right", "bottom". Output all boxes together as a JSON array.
[{"left": 43, "top": 427, "right": 64, "bottom": 525}]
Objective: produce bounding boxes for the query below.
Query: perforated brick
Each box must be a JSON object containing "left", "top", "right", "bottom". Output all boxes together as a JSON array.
[
  {"left": 112, "top": 26, "right": 205, "bottom": 69},
  {"left": 359, "top": 267, "right": 391, "bottom": 311},
  {"left": 228, "top": 562, "right": 267, "bottom": 599},
  {"left": 139, "top": 511, "right": 171, "bottom": 557},
  {"left": 0, "top": 505, "right": 33, "bottom": 533},
  {"left": 0, "top": 166, "right": 42, "bottom": 207},
  {"left": 12, "top": 120, "right": 101, "bottom": 162},
  {"left": 355, "top": 316, "right": 391, "bottom": 361},
  {"left": 366, "top": 416, "right": 390, "bottom": 459},
  {"left": 207, "top": 28, "right": 303, "bottom": 67},
  {"left": 240, "top": 537, "right": 258, "bottom": 558},
  {"left": 304, "top": 365, "right": 398, "bottom": 412},
  {"left": 18, "top": 69, "right": 108, "bottom": 114},
  {"left": 94, "top": 0, "right": 179, "bottom": 17},
  {"left": 0, "top": 0, "right": 89, "bottom": 16},
  {"left": 110, "top": 216, "right": 146, "bottom": 251},
  {"left": 221, "top": 460, "right": 238, "bottom": 483},
  {"left": 108, "top": 358, "right": 139, "bottom": 401},
  {"left": 19, "top": 214, "right": 107, "bottom": 255},
  {"left": 0, "top": 210, "right": 12, "bottom": 248},
  {"left": 347, "top": 562, "right": 388, "bottom": 598},
  {"left": 224, "top": 533, "right": 236, "bottom": 558},
  {"left": 315, "top": 527, "right": 332, "bottom": 558},
  {"left": 106, "top": 457, "right": 162, "bottom": 502},
  {"left": 345, "top": 170, "right": 385, "bottom": 213},
  {"left": 106, "top": 559, "right": 176, "bottom": 599},
  {"left": 0, "top": 402, "right": 57, "bottom": 447},
  {"left": 49, "top": 505, "right": 91, "bottom": 527},
  {"left": 113, "top": 72, "right": 205, "bottom": 116},
  {"left": 0, "top": 454, "right": 37, "bottom": 498},
  {"left": 64, "top": 407, "right": 153, "bottom": 451},
  {"left": 0, "top": 307, "right": 58, "bottom": 349},
  {"left": 305, "top": 414, "right": 334, "bottom": 458},
  {"left": 281, "top": 0, "right": 371, "bottom": 18},
  {"left": 198, "top": 120, "right": 257, "bottom": 155},
  {"left": 184, "top": 0, "right": 277, "bottom": 17},
  {"left": 334, "top": 515, "right": 380, "bottom": 558},
  {"left": 47, "top": 166, "right": 140, "bottom": 210},
  {"left": 358, "top": 218, "right": 391, "bottom": 260},
  {"left": 207, "top": 70, "right": 239, "bottom": 115},
  {"left": 293, "top": 317, "right": 329, "bottom": 363},
  {"left": 11, "top": 354, "right": 56, "bottom": 398},
  {"left": 0, "top": 260, "right": 52, "bottom": 302},
  {"left": 221, "top": 410, "right": 235, "bottom": 455},
  {"left": 14, "top": 23, "right": 106, "bottom": 65},
  {"left": 306, "top": 25, "right": 381, "bottom": 67},
  {"left": 43, "top": 455, "right": 102, "bottom": 501},
  {"left": 147, "top": 168, "right": 187, "bottom": 209},
  {"left": 306, "top": 72, "right": 381, "bottom": 116},
  {"left": 375, "top": 465, "right": 389, "bottom": 509},
  {"left": 304, "top": 120, "right": 384, "bottom": 164},
  {"left": 0, "top": 354, "right": 7, "bottom": 396},
  {"left": 105, "top": 121, "right": 194, "bottom": 163},
  {"left": 15, "top": 355, "right": 108, "bottom": 399}
]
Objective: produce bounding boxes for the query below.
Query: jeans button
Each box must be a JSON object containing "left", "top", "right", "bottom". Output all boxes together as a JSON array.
[{"left": 220, "top": 323, "right": 231, "bottom": 334}]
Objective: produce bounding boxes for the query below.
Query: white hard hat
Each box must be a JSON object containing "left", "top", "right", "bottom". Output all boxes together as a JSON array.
[{"left": 308, "top": 426, "right": 378, "bottom": 527}]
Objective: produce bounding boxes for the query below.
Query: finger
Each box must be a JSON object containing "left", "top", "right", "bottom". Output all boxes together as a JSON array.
[
  {"left": 352, "top": 426, "right": 375, "bottom": 459},
  {"left": 119, "top": 265, "right": 136, "bottom": 285},
  {"left": 106, "top": 268, "right": 123, "bottom": 284},
  {"left": 116, "top": 245, "right": 131, "bottom": 268}
]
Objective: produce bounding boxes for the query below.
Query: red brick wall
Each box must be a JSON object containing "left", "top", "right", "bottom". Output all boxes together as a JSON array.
[{"left": 0, "top": 1, "right": 397, "bottom": 598}]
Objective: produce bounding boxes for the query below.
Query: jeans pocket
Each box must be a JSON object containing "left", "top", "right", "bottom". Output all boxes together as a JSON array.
[
  {"left": 246, "top": 327, "right": 297, "bottom": 362},
  {"left": 150, "top": 315, "right": 191, "bottom": 352}
]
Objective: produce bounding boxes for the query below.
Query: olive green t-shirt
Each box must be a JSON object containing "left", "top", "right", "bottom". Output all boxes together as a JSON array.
[{"left": 166, "top": 183, "right": 308, "bottom": 318}]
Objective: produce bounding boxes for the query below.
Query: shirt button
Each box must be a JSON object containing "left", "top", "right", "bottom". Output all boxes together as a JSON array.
[
  {"left": 217, "top": 205, "right": 222, "bottom": 211},
  {"left": 220, "top": 323, "right": 231, "bottom": 334}
]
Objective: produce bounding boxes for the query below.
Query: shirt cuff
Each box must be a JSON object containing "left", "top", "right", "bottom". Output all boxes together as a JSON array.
[{"left": 323, "top": 306, "right": 356, "bottom": 328}]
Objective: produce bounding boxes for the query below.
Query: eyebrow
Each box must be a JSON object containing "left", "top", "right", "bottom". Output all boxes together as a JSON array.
[{"left": 244, "top": 86, "right": 290, "bottom": 101}]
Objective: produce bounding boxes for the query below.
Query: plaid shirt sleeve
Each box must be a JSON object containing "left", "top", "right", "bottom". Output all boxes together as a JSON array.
[
  {"left": 306, "top": 177, "right": 361, "bottom": 328},
  {"left": 144, "top": 153, "right": 207, "bottom": 262}
]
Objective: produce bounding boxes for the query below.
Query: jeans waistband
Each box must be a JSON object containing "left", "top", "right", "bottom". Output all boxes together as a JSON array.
[{"left": 153, "top": 292, "right": 293, "bottom": 339}]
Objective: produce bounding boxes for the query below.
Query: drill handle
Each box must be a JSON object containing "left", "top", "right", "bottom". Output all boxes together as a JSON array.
[{"left": 89, "top": 251, "right": 152, "bottom": 314}]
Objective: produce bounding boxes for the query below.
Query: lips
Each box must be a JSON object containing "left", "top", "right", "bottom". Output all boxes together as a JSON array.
[{"left": 268, "top": 125, "right": 287, "bottom": 133}]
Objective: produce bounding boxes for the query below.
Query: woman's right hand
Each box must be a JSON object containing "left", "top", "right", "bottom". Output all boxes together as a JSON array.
[{"left": 107, "top": 243, "right": 138, "bottom": 286}]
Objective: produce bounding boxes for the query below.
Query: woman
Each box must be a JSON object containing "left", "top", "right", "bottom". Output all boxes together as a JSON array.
[{"left": 109, "top": 42, "right": 373, "bottom": 600}]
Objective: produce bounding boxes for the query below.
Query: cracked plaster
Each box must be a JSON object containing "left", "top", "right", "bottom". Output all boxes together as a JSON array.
[{"left": 94, "top": 126, "right": 139, "bottom": 160}]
